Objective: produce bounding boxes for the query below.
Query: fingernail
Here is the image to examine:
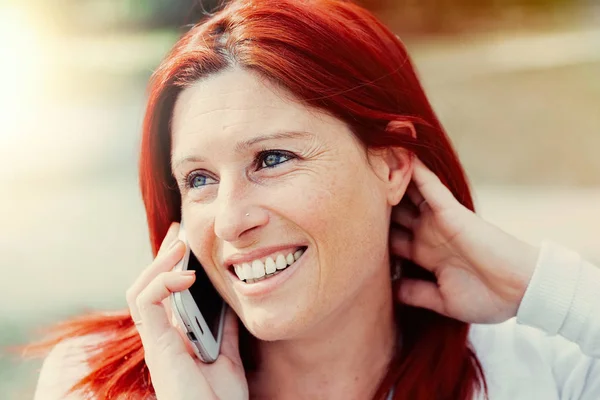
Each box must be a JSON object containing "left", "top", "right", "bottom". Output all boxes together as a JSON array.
[
  {"left": 174, "top": 274, "right": 195, "bottom": 284},
  {"left": 180, "top": 270, "right": 196, "bottom": 276}
]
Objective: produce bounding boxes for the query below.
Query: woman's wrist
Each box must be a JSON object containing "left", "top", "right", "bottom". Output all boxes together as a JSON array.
[
  {"left": 510, "top": 240, "right": 540, "bottom": 313},
  {"left": 472, "top": 220, "right": 540, "bottom": 317},
  {"left": 474, "top": 221, "right": 541, "bottom": 318}
]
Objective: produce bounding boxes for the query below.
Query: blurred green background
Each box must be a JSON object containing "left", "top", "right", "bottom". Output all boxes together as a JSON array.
[{"left": 1, "top": 0, "right": 599, "bottom": 398}]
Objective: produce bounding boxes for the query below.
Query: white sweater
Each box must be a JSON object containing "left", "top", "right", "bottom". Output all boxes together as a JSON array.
[
  {"left": 469, "top": 241, "right": 600, "bottom": 399},
  {"left": 35, "top": 241, "right": 600, "bottom": 399}
]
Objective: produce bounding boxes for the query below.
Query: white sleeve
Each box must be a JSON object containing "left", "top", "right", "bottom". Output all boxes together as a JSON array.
[
  {"left": 33, "top": 336, "right": 98, "bottom": 400},
  {"left": 516, "top": 241, "right": 600, "bottom": 399}
]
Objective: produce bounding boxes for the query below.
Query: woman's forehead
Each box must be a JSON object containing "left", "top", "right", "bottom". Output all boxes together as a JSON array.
[
  {"left": 170, "top": 68, "right": 346, "bottom": 156},
  {"left": 173, "top": 69, "right": 298, "bottom": 127}
]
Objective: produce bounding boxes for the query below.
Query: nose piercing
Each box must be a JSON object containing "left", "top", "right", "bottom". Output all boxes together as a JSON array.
[{"left": 245, "top": 213, "right": 250, "bottom": 217}]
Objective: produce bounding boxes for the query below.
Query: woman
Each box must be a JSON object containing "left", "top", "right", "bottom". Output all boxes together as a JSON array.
[{"left": 33, "top": 0, "right": 600, "bottom": 399}]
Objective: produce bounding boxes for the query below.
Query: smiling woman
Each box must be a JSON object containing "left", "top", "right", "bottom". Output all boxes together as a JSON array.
[
  {"left": 170, "top": 67, "right": 412, "bottom": 342},
  {"left": 27, "top": 0, "right": 600, "bottom": 399},
  {"left": 31, "top": 0, "right": 481, "bottom": 399}
]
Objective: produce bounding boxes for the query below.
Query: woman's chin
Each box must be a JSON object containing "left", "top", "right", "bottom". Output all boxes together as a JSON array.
[{"left": 240, "top": 310, "right": 306, "bottom": 342}]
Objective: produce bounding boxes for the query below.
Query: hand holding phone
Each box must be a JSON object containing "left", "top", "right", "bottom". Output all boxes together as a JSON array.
[{"left": 126, "top": 222, "right": 248, "bottom": 400}]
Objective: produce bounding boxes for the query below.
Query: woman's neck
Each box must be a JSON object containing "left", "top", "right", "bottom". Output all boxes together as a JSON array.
[{"left": 247, "top": 269, "right": 398, "bottom": 400}]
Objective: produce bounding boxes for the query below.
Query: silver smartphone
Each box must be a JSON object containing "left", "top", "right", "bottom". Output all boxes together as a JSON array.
[{"left": 171, "top": 221, "right": 227, "bottom": 363}]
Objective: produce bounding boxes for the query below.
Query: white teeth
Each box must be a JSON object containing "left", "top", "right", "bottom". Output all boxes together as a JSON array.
[
  {"left": 252, "top": 260, "right": 265, "bottom": 279},
  {"left": 286, "top": 253, "right": 295, "bottom": 265},
  {"left": 294, "top": 249, "right": 304, "bottom": 261},
  {"left": 242, "top": 263, "right": 253, "bottom": 280},
  {"left": 276, "top": 254, "right": 287, "bottom": 270},
  {"left": 265, "top": 257, "right": 276, "bottom": 274},
  {"left": 233, "top": 248, "right": 306, "bottom": 283},
  {"left": 234, "top": 264, "right": 245, "bottom": 280}
]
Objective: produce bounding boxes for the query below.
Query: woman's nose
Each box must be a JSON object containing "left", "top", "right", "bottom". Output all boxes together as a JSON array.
[{"left": 213, "top": 182, "right": 269, "bottom": 243}]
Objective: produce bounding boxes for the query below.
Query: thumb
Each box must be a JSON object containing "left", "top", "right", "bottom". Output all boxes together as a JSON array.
[
  {"left": 396, "top": 278, "right": 447, "bottom": 316},
  {"left": 220, "top": 306, "right": 242, "bottom": 364}
]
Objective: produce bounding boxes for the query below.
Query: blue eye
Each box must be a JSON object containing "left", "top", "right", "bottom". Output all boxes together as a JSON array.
[
  {"left": 187, "top": 173, "right": 216, "bottom": 189},
  {"left": 191, "top": 175, "right": 207, "bottom": 188},
  {"left": 259, "top": 151, "right": 292, "bottom": 169}
]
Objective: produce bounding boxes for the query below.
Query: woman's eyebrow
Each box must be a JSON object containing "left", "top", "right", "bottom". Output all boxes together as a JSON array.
[
  {"left": 233, "top": 130, "right": 315, "bottom": 153},
  {"left": 172, "top": 130, "right": 315, "bottom": 171}
]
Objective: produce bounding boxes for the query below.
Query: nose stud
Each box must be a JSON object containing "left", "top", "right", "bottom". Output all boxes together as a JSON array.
[{"left": 245, "top": 213, "right": 250, "bottom": 217}]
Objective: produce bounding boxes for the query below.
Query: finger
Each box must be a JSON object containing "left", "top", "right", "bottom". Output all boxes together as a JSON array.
[
  {"left": 157, "top": 222, "right": 181, "bottom": 257},
  {"left": 136, "top": 271, "right": 196, "bottom": 345},
  {"left": 219, "top": 307, "right": 243, "bottom": 367},
  {"left": 391, "top": 205, "right": 418, "bottom": 229},
  {"left": 396, "top": 278, "right": 447, "bottom": 316},
  {"left": 126, "top": 242, "right": 186, "bottom": 321},
  {"left": 389, "top": 227, "right": 413, "bottom": 260},
  {"left": 411, "top": 157, "right": 456, "bottom": 212},
  {"left": 134, "top": 271, "right": 216, "bottom": 399}
]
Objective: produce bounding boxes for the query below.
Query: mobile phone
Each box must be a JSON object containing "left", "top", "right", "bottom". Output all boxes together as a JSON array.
[{"left": 171, "top": 221, "right": 227, "bottom": 363}]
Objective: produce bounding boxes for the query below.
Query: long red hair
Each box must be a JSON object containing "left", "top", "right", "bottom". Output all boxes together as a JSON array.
[{"left": 31, "top": 0, "right": 487, "bottom": 398}]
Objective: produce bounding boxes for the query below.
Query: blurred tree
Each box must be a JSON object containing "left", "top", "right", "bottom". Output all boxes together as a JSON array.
[
  {"left": 362, "top": 0, "right": 585, "bottom": 34},
  {"left": 33, "top": 0, "right": 586, "bottom": 35},
  {"left": 36, "top": 0, "right": 221, "bottom": 33}
]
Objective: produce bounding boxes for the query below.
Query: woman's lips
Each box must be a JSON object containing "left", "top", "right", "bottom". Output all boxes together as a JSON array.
[
  {"left": 229, "top": 247, "right": 308, "bottom": 297},
  {"left": 230, "top": 247, "right": 306, "bottom": 282}
]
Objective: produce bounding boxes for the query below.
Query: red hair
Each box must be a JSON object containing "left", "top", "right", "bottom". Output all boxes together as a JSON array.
[{"left": 31, "top": 0, "right": 487, "bottom": 398}]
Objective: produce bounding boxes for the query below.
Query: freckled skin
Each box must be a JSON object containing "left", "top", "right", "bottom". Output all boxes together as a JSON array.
[{"left": 170, "top": 67, "right": 413, "bottom": 398}]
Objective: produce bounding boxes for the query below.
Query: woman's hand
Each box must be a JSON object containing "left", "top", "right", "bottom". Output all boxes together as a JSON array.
[
  {"left": 126, "top": 223, "right": 248, "bottom": 400},
  {"left": 390, "top": 157, "right": 540, "bottom": 324}
]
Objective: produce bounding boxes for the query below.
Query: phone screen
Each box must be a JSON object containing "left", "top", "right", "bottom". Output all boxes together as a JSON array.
[{"left": 187, "top": 252, "right": 224, "bottom": 338}]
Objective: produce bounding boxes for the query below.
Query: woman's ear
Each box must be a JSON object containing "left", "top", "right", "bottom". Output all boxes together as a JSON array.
[
  {"left": 369, "top": 121, "right": 416, "bottom": 206},
  {"left": 383, "top": 146, "right": 414, "bottom": 206}
]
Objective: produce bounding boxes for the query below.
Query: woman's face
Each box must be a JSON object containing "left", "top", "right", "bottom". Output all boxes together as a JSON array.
[{"left": 171, "top": 68, "right": 410, "bottom": 340}]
